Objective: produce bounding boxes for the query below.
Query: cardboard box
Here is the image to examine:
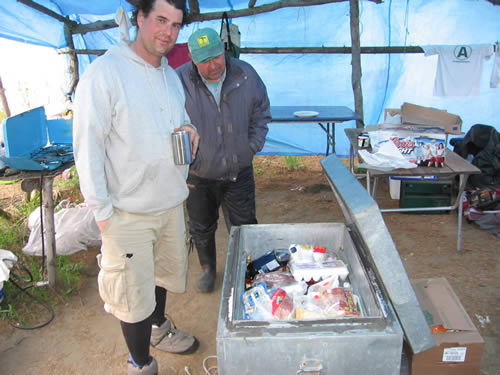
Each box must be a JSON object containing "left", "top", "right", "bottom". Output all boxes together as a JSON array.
[
  {"left": 401, "top": 102, "right": 463, "bottom": 135},
  {"left": 384, "top": 108, "right": 402, "bottom": 123},
  {"left": 372, "top": 123, "right": 447, "bottom": 166},
  {"left": 410, "top": 278, "right": 484, "bottom": 375}
]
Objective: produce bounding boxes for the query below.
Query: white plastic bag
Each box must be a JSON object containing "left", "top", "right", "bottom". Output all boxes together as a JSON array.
[{"left": 23, "top": 203, "right": 101, "bottom": 256}]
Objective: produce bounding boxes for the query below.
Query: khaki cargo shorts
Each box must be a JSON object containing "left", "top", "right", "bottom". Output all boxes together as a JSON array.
[{"left": 96, "top": 204, "right": 188, "bottom": 323}]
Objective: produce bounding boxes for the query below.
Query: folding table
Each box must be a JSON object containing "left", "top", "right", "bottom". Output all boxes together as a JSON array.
[
  {"left": 271, "top": 106, "right": 361, "bottom": 155},
  {"left": 345, "top": 127, "right": 481, "bottom": 251}
]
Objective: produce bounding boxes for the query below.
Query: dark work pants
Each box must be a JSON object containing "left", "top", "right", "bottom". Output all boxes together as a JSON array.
[{"left": 186, "top": 166, "right": 257, "bottom": 267}]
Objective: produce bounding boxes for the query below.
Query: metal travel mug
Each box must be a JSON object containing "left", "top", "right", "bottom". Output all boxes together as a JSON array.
[{"left": 171, "top": 130, "right": 192, "bottom": 165}]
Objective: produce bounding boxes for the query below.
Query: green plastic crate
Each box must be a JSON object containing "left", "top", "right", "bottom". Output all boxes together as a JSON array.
[{"left": 400, "top": 180, "right": 452, "bottom": 214}]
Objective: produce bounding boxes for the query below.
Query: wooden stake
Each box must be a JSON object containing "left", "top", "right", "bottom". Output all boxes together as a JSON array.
[
  {"left": 42, "top": 177, "right": 57, "bottom": 287},
  {"left": 0, "top": 75, "right": 11, "bottom": 118},
  {"left": 349, "top": 0, "right": 364, "bottom": 128}
]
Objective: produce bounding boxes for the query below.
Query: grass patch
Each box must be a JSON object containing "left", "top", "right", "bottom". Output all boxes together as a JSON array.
[
  {"left": 283, "top": 155, "right": 301, "bottom": 170},
  {"left": 0, "top": 255, "right": 84, "bottom": 328},
  {"left": 254, "top": 166, "right": 265, "bottom": 175},
  {"left": 0, "top": 168, "right": 85, "bottom": 328},
  {"left": 57, "top": 256, "right": 84, "bottom": 295},
  {"left": 53, "top": 166, "right": 83, "bottom": 203}
]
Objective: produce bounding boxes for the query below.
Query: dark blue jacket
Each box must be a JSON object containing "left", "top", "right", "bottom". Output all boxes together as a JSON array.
[{"left": 176, "top": 54, "right": 271, "bottom": 181}]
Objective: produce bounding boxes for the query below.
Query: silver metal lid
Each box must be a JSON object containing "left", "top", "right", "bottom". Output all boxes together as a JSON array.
[{"left": 321, "top": 154, "right": 435, "bottom": 354}]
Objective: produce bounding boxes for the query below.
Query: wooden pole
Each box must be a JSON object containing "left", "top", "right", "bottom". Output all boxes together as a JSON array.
[
  {"left": 64, "top": 45, "right": 426, "bottom": 56},
  {"left": 72, "top": 0, "right": 383, "bottom": 33},
  {"left": 188, "top": 0, "right": 200, "bottom": 15},
  {"left": 64, "top": 24, "right": 79, "bottom": 99},
  {"left": 0, "top": 75, "right": 11, "bottom": 118},
  {"left": 42, "top": 177, "right": 57, "bottom": 287},
  {"left": 16, "top": 0, "right": 76, "bottom": 27},
  {"left": 240, "top": 46, "right": 425, "bottom": 54},
  {"left": 349, "top": 0, "right": 364, "bottom": 128}
]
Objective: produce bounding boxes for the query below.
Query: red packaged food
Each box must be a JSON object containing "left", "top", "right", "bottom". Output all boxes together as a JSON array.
[{"left": 271, "top": 288, "right": 295, "bottom": 320}]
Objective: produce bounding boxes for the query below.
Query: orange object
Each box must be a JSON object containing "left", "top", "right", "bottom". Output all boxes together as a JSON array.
[{"left": 430, "top": 324, "right": 447, "bottom": 333}]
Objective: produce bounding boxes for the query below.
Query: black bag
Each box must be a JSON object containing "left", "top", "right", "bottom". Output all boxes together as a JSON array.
[
  {"left": 452, "top": 124, "right": 500, "bottom": 189},
  {"left": 220, "top": 12, "right": 240, "bottom": 59}
]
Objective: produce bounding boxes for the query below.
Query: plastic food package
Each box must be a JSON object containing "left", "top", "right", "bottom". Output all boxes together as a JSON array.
[
  {"left": 320, "top": 288, "right": 359, "bottom": 317},
  {"left": 241, "top": 283, "right": 272, "bottom": 320},
  {"left": 253, "top": 271, "right": 296, "bottom": 290},
  {"left": 307, "top": 275, "right": 340, "bottom": 295},
  {"left": 271, "top": 288, "right": 295, "bottom": 320},
  {"left": 295, "top": 287, "right": 360, "bottom": 319},
  {"left": 289, "top": 259, "right": 349, "bottom": 282},
  {"left": 253, "top": 272, "right": 308, "bottom": 303}
]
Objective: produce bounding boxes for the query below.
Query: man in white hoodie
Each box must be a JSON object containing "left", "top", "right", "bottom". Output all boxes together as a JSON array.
[{"left": 73, "top": 1, "right": 200, "bottom": 374}]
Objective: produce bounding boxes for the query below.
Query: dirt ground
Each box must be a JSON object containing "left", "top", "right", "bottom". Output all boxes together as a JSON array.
[{"left": 0, "top": 155, "right": 498, "bottom": 375}]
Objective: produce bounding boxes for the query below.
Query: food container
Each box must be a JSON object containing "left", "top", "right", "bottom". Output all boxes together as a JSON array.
[
  {"left": 216, "top": 154, "right": 434, "bottom": 375},
  {"left": 357, "top": 132, "right": 370, "bottom": 148},
  {"left": 171, "top": 130, "right": 192, "bottom": 165}
]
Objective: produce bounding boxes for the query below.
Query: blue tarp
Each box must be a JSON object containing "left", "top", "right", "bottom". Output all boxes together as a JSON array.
[{"left": 1, "top": 0, "right": 499, "bottom": 157}]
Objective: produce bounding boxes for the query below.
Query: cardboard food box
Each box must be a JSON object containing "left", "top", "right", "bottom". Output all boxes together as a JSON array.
[
  {"left": 410, "top": 278, "right": 484, "bottom": 375},
  {"left": 401, "top": 102, "right": 463, "bottom": 135},
  {"left": 372, "top": 123, "right": 447, "bottom": 167}
]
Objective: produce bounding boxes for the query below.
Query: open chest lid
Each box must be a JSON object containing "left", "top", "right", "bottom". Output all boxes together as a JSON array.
[{"left": 320, "top": 154, "right": 435, "bottom": 354}]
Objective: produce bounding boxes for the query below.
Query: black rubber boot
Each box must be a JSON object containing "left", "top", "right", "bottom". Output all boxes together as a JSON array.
[
  {"left": 197, "top": 264, "right": 216, "bottom": 293},
  {"left": 194, "top": 235, "right": 217, "bottom": 293}
]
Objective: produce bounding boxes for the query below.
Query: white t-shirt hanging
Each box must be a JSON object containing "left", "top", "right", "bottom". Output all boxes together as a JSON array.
[
  {"left": 490, "top": 46, "right": 500, "bottom": 88},
  {"left": 423, "top": 45, "right": 494, "bottom": 96}
]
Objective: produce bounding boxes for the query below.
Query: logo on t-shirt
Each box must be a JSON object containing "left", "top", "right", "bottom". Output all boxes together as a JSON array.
[{"left": 454, "top": 46, "right": 472, "bottom": 63}]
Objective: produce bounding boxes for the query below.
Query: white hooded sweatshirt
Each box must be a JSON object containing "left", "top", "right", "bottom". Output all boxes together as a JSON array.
[{"left": 73, "top": 41, "right": 190, "bottom": 222}]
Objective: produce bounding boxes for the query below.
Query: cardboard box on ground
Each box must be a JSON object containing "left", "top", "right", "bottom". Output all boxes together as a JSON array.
[{"left": 409, "top": 278, "right": 484, "bottom": 375}]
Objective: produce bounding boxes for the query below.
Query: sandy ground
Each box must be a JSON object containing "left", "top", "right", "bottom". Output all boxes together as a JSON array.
[{"left": 0, "top": 156, "right": 498, "bottom": 374}]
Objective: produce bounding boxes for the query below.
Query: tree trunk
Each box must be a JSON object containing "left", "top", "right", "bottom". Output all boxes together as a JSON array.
[
  {"left": 0, "top": 75, "right": 11, "bottom": 118},
  {"left": 349, "top": 0, "right": 364, "bottom": 128}
]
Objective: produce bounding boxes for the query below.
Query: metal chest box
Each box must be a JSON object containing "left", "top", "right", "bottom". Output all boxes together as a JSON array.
[{"left": 216, "top": 155, "right": 435, "bottom": 375}]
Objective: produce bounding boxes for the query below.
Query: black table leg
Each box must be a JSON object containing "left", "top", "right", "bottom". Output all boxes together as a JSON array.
[{"left": 326, "top": 123, "right": 330, "bottom": 155}]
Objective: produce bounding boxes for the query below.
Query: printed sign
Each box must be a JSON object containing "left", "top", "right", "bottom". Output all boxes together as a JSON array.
[{"left": 442, "top": 347, "right": 467, "bottom": 362}]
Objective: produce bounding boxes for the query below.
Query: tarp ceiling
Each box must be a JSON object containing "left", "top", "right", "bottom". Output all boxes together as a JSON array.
[{"left": 1, "top": 0, "right": 499, "bottom": 157}]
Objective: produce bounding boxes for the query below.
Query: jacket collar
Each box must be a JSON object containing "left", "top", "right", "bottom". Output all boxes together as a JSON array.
[{"left": 188, "top": 54, "right": 245, "bottom": 85}]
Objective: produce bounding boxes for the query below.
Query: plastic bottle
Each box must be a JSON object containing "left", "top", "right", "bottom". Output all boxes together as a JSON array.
[
  {"left": 312, "top": 246, "right": 327, "bottom": 263},
  {"left": 246, "top": 250, "right": 282, "bottom": 279},
  {"left": 289, "top": 244, "right": 314, "bottom": 264}
]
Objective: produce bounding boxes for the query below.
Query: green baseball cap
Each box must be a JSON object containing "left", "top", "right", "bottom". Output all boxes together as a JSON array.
[{"left": 188, "top": 28, "right": 224, "bottom": 63}]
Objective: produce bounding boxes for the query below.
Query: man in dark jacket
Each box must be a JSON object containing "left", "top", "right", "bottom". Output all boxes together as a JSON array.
[{"left": 176, "top": 27, "right": 271, "bottom": 292}]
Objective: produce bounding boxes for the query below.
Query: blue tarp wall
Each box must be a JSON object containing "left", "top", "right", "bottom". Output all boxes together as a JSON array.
[{"left": 1, "top": 0, "right": 499, "bottom": 157}]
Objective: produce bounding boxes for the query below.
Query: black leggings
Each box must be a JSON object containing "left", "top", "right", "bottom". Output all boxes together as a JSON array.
[{"left": 120, "top": 286, "right": 167, "bottom": 366}]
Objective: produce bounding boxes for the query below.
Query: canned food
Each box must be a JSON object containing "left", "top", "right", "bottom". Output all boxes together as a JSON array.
[
  {"left": 357, "top": 133, "right": 370, "bottom": 148},
  {"left": 171, "top": 130, "right": 192, "bottom": 165}
]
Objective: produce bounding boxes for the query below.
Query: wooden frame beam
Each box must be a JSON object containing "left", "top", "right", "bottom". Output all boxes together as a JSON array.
[
  {"left": 16, "top": 0, "right": 76, "bottom": 27},
  {"left": 188, "top": 0, "right": 200, "bottom": 15},
  {"left": 71, "top": 0, "right": 382, "bottom": 34},
  {"left": 63, "top": 46, "right": 425, "bottom": 56},
  {"left": 240, "top": 46, "right": 425, "bottom": 54},
  {"left": 188, "top": 0, "right": 382, "bottom": 22}
]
